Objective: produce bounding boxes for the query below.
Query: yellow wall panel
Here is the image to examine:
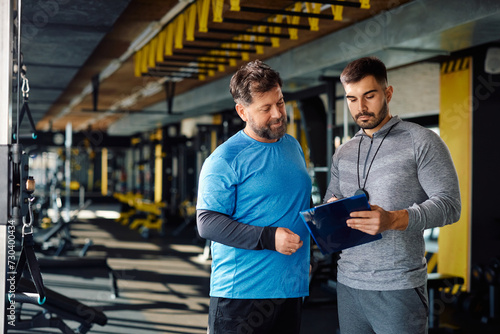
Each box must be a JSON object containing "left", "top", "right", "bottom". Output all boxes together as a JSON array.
[
  {"left": 154, "top": 144, "right": 163, "bottom": 203},
  {"left": 101, "top": 148, "right": 108, "bottom": 196},
  {"left": 438, "top": 57, "right": 471, "bottom": 290}
]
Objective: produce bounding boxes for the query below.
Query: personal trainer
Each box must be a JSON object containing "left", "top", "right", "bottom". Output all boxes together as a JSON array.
[{"left": 324, "top": 56, "right": 462, "bottom": 333}]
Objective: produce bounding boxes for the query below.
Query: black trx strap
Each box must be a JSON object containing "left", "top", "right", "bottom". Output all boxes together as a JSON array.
[
  {"left": 13, "top": 196, "right": 46, "bottom": 305},
  {"left": 13, "top": 70, "right": 37, "bottom": 140}
]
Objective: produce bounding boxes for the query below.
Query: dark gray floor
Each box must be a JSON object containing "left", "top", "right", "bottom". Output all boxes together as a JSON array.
[
  {"left": 8, "top": 205, "right": 340, "bottom": 334},
  {"left": 10, "top": 203, "right": 498, "bottom": 334}
]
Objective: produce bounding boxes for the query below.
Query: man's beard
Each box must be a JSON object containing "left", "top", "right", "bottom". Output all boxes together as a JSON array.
[
  {"left": 354, "top": 100, "right": 389, "bottom": 129},
  {"left": 248, "top": 115, "right": 287, "bottom": 140}
]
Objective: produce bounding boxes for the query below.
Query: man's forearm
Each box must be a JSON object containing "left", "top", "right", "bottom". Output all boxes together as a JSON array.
[{"left": 196, "top": 209, "right": 277, "bottom": 250}]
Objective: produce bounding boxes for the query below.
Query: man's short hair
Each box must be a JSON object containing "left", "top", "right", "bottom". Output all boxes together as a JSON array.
[
  {"left": 229, "top": 60, "right": 283, "bottom": 106},
  {"left": 340, "top": 56, "right": 388, "bottom": 88}
]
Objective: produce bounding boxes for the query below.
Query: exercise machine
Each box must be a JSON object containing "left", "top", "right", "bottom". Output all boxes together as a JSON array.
[{"left": 1, "top": 2, "right": 110, "bottom": 331}]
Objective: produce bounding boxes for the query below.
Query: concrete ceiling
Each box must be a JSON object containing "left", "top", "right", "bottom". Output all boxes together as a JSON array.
[{"left": 14, "top": 0, "right": 500, "bottom": 137}]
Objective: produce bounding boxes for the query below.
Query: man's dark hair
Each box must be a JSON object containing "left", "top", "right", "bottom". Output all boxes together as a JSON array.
[
  {"left": 229, "top": 60, "right": 283, "bottom": 106},
  {"left": 340, "top": 56, "right": 388, "bottom": 88}
]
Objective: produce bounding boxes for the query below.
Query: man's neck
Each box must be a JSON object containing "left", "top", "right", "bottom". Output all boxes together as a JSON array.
[{"left": 364, "top": 115, "right": 392, "bottom": 138}]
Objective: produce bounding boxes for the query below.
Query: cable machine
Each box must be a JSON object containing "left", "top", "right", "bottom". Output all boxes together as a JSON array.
[
  {"left": 0, "top": 2, "right": 109, "bottom": 332},
  {"left": 1, "top": 1, "right": 17, "bottom": 330}
]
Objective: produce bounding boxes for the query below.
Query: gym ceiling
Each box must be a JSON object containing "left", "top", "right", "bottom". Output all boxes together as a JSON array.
[{"left": 17, "top": 0, "right": 500, "bottom": 137}]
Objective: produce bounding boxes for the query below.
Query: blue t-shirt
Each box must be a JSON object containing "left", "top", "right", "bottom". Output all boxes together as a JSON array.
[{"left": 197, "top": 130, "right": 311, "bottom": 299}]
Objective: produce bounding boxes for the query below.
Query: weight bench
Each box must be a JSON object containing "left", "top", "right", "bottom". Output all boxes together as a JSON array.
[
  {"left": 9, "top": 277, "right": 107, "bottom": 334},
  {"left": 427, "top": 273, "right": 464, "bottom": 330},
  {"left": 129, "top": 199, "right": 166, "bottom": 238},
  {"left": 35, "top": 199, "right": 93, "bottom": 256},
  {"left": 113, "top": 192, "right": 142, "bottom": 226}
]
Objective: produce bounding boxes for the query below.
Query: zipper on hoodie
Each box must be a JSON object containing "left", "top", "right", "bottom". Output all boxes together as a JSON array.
[{"left": 362, "top": 136, "right": 374, "bottom": 180}]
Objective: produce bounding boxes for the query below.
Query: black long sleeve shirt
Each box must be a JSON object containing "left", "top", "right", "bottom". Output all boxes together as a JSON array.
[{"left": 196, "top": 209, "right": 277, "bottom": 251}]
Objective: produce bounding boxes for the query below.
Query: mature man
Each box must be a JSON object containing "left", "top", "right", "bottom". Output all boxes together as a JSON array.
[
  {"left": 197, "top": 60, "right": 311, "bottom": 334},
  {"left": 324, "top": 56, "right": 461, "bottom": 333}
]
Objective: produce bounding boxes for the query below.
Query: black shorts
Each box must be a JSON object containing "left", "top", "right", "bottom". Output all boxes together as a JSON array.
[{"left": 208, "top": 296, "right": 303, "bottom": 334}]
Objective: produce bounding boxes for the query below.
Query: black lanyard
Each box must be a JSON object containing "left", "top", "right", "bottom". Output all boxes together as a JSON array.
[{"left": 355, "top": 123, "right": 397, "bottom": 201}]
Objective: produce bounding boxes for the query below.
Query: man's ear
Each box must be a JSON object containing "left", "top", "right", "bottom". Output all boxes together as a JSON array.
[
  {"left": 235, "top": 104, "right": 247, "bottom": 122},
  {"left": 385, "top": 85, "right": 394, "bottom": 103}
]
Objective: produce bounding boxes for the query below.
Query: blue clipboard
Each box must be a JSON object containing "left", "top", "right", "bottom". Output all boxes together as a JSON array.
[{"left": 299, "top": 194, "right": 382, "bottom": 255}]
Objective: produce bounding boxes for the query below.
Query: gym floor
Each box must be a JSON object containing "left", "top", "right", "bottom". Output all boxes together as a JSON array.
[
  {"left": 8, "top": 203, "right": 339, "bottom": 334},
  {"left": 10, "top": 202, "right": 500, "bottom": 334}
]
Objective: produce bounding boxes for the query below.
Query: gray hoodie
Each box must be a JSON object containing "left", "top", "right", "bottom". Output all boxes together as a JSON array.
[{"left": 324, "top": 116, "right": 461, "bottom": 290}]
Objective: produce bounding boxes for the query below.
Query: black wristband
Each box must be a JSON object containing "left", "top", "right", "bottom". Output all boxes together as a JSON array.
[{"left": 261, "top": 226, "right": 278, "bottom": 251}]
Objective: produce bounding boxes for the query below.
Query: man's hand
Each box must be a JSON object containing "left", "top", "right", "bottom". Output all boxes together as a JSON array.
[
  {"left": 275, "top": 227, "right": 303, "bottom": 255},
  {"left": 326, "top": 196, "right": 338, "bottom": 203},
  {"left": 346, "top": 204, "right": 409, "bottom": 235}
]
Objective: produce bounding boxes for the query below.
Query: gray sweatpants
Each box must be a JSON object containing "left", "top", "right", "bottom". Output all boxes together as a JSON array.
[{"left": 336, "top": 282, "right": 428, "bottom": 334}]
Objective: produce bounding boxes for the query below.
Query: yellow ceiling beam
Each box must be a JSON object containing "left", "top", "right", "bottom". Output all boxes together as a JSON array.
[
  {"left": 134, "top": 49, "right": 143, "bottom": 77},
  {"left": 135, "top": 0, "right": 366, "bottom": 80},
  {"left": 148, "top": 36, "right": 158, "bottom": 68},
  {"left": 212, "top": 0, "right": 224, "bottom": 23},
  {"left": 174, "top": 14, "right": 185, "bottom": 49},
  {"left": 197, "top": 0, "right": 210, "bottom": 32},
  {"left": 305, "top": 2, "right": 322, "bottom": 31},
  {"left": 164, "top": 24, "right": 174, "bottom": 56},
  {"left": 287, "top": 2, "right": 302, "bottom": 40},
  {"left": 230, "top": 0, "right": 240, "bottom": 11},
  {"left": 270, "top": 15, "right": 283, "bottom": 47},
  {"left": 255, "top": 26, "right": 266, "bottom": 54},
  {"left": 141, "top": 44, "right": 149, "bottom": 74},
  {"left": 331, "top": 0, "right": 344, "bottom": 21},
  {"left": 156, "top": 29, "right": 167, "bottom": 62},
  {"left": 185, "top": 4, "right": 197, "bottom": 41}
]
